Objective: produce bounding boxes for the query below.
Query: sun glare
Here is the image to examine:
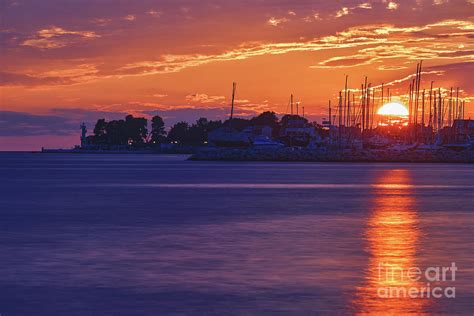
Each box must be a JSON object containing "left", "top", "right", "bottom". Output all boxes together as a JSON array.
[{"left": 377, "top": 102, "right": 409, "bottom": 117}]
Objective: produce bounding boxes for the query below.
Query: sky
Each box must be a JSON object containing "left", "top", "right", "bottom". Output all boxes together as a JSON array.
[{"left": 1, "top": 0, "right": 473, "bottom": 150}]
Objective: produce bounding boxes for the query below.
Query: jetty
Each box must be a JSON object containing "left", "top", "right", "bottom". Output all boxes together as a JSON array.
[{"left": 189, "top": 147, "right": 474, "bottom": 163}]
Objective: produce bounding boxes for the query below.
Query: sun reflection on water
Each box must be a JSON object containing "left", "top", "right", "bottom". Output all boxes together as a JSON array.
[{"left": 355, "top": 169, "right": 429, "bottom": 315}]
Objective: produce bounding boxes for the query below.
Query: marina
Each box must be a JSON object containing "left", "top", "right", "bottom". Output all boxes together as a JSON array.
[{"left": 41, "top": 63, "right": 474, "bottom": 163}]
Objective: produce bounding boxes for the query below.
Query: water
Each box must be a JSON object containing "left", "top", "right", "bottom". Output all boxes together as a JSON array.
[{"left": 0, "top": 153, "right": 473, "bottom": 315}]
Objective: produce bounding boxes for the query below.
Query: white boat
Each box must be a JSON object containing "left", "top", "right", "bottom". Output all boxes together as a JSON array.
[{"left": 251, "top": 136, "right": 284, "bottom": 148}]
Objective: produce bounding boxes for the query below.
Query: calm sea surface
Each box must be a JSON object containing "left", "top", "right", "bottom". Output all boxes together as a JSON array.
[{"left": 0, "top": 153, "right": 473, "bottom": 315}]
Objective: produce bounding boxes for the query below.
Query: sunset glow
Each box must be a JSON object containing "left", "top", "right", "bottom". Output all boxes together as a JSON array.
[{"left": 0, "top": 0, "right": 473, "bottom": 150}]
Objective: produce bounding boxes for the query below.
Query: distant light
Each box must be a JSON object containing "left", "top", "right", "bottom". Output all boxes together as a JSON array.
[{"left": 377, "top": 102, "right": 409, "bottom": 116}]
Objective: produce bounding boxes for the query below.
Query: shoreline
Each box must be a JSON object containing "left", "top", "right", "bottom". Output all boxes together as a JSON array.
[
  {"left": 38, "top": 148, "right": 195, "bottom": 154},
  {"left": 4, "top": 148, "right": 472, "bottom": 163}
]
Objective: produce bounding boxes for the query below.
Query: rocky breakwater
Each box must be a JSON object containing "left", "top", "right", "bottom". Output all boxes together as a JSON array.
[{"left": 188, "top": 147, "right": 474, "bottom": 163}]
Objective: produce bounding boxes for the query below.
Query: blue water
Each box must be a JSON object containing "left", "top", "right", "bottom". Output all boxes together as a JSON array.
[{"left": 0, "top": 153, "right": 473, "bottom": 315}]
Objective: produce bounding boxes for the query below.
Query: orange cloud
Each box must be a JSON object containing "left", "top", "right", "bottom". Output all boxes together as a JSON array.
[
  {"left": 358, "top": 2, "right": 373, "bottom": 9},
  {"left": 21, "top": 26, "right": 100, "bottom": 49},
  {"left": 185, "top": 93, "right": 226, "bottom": 104},
  {"left": 6, "top": 18, "right": 470, "bottom": 92},
  {"left": 147, "top": 10, "right": 162, "bottom": 17},
  {"left": 387, "top": 1, "right": 399, "bottom": 10},
  {"left": 267, "top": 17, "right": 289, "bottom": 27},
  {"left": 302, "top": 12, "right": 321, "bottom": 22},
  {"left": 116, "top": 19, "right": 471, "bottom": 78},
  {"left": 123, "top": 15, "right": 136, "bottom": 21},
  {"left": 90, "top": 18, "right": 112, "bottom": 26},
  {"left": 335, "top": 7, "right": 350, "bottom": 18}
]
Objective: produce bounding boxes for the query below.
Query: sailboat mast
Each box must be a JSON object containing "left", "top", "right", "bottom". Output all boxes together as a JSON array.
[
  {"left": 291, "top": 94, "right": 294, "bottom": 115},
  {"left": 343, "top": 75, "right": 348, "bottom": 126},
  {"left": 329, "top": 100, "right": 332, "bottom": 125},
  {"left": 230, "top": 82, "right": 236, "bottom": 121}
]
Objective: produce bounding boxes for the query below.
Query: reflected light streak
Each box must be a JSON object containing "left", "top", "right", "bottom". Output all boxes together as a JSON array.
[{"left": 354, "top": 169, "right": 428, "bottom": 314}]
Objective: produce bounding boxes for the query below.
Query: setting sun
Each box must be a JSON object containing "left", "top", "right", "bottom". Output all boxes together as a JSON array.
[{"left": 377, "top": 102, "right": 409, "bottom": 117}]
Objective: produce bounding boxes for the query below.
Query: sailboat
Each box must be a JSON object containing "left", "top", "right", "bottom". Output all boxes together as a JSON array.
[{"left": 207, "top": 82, "right": 250, "bottom": 147}]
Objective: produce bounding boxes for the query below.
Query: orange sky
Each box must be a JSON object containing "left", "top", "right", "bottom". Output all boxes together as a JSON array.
[{"left": 1, "top": 0, "right": 473, "bottom": 149}]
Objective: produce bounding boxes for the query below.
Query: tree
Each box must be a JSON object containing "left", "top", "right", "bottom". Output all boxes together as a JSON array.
[
  {"left": 125, "top": 115, "right": 148, "bottom": 146},
  {"left": 167, "top": 121, "right": 189, "bottom": 144},
  {"left": 207, "top": 119, "right": 222, "bottom": 132},
  {"left": 251, "top": 111, "right": 279, "bottom": 128},
  {"left": 90, "top": 115, "right": 149, "bottom": 147},
  {"left": 186, "top": 118, "right": 223, "bottom": 145},
  {"left": 105, "top": 119, "right": 127, "bottom": 145},
  {"left": 280, "top": 114, "right": 308, "bottom": 128},
  {"left": 93, "top": 118, "right": 107, "bottom": 144},
  {"left": 150, "top": 115, "right": 166, "bottom": 144},
  {"left": 251, "top": 111, "right": 279, "bottom": 136}
]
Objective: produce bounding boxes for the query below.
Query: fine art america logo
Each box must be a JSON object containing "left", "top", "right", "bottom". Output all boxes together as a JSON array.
[{"left": 377, "top": 262, "right": 457, "bottom": 299}]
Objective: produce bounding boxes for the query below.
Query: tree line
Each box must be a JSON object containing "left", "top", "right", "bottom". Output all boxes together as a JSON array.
[{"left": 87, "top": 112, "right": 314, "bottom": 147}]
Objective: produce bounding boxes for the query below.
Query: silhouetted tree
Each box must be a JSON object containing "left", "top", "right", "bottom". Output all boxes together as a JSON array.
[
  {"left": 251, "top": 111, "right": 280, "bottom": 136},
  {"left": 88, "top": 111, "right": 292, "bottom": 148},
  {"left": 167, "top": 121, "right": 189, "bottom": 144},
  {"left": 150, "top": 115, "right": 166, "bottom": 144},
  {"left": 280, "top": 114, "right": 308, "bottom": 127},
  {"left": 206, "top": 119, "right": 222, "bottom": 132},
  {"left": 251, "top": 111, "right": 279, "bottom": 128},
  {"left": 91, "top": 115, "right": 148, "bottom": 147},
  {"left": 187, "top": 118, "right": 222, "bottom": 144},
  {"left": 93, "top": 118, "right": 107, "bottom": 143},
  {"left": 105, "top": 119, "right": 127, "bottom": 145},
  {"left": 125, "top": 115, "right": 148, "bottom": 146}
]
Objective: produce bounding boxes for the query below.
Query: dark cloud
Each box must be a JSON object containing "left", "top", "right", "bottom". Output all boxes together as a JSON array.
[
  {"left": 0, "top": 111, "right": 78, "bottom": 136},
  {"left": 49, "top": 108, "right": 128, "bottom": 122},
  {"left": 0, "top": 109, "right": 127, "bottom": 136},
  {"left": 425, "top": 62, "right": 474, "bottom": 94}
]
